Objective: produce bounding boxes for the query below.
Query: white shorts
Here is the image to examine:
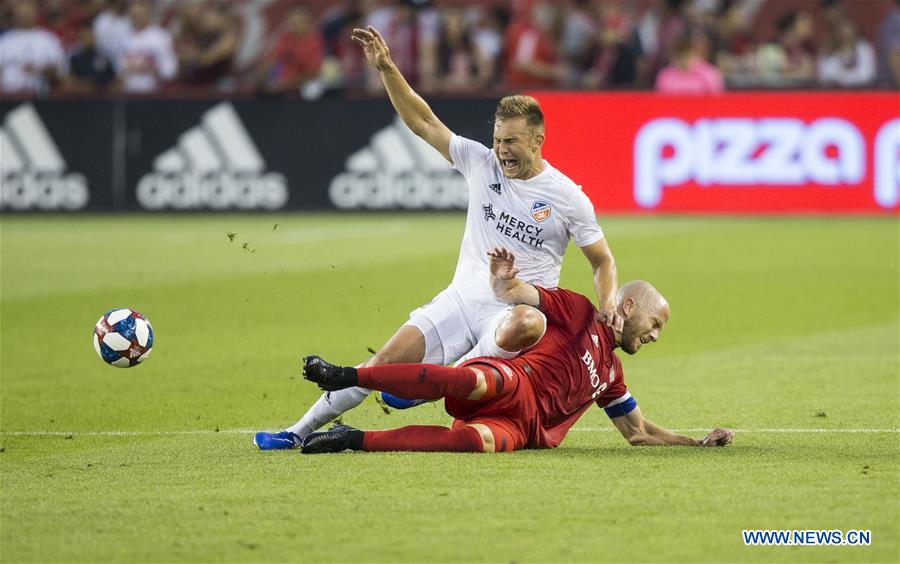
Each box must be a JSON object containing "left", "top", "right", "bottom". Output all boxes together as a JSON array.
[{"left": 405, "top": 286, "right": 510, "bottom": 366}]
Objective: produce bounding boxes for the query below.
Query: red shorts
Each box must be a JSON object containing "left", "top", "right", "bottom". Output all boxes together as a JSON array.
[{"left": 445, "top": 358, "right": 541, "bottom": 452}]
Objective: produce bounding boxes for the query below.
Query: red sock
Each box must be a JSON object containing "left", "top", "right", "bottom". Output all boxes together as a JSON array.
[
  {"left": 362, "top": 425, "right": 483, "bottom": 452},
  {"left": 357, "top": 364, "right": 477, "bottom": 400}
]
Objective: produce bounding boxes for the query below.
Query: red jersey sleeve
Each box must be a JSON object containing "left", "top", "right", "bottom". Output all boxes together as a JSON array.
[{"left": 535, "top": 286, "right": 596, "bottom": 332}]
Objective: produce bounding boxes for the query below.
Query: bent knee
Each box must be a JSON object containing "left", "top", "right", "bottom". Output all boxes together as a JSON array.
[
  {"left": 466, "top": 422, "right": 518, "bottom": 453},
  {"left": 467, "top": 423, "right": 498, "bottom": 453},
  {"left": 368, "top": 326, "right": 426, "bottom": 366},
  {"left": 463, "top": 364, "right": 506, "bottom": 401},
  {"left": 496, "top": 305, "right": 546, "bottom": 351}
]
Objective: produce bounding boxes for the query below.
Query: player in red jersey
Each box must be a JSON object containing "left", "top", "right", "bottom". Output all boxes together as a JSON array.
[{"left": 300, "top": 247, "right": 733, "bottom": 453}]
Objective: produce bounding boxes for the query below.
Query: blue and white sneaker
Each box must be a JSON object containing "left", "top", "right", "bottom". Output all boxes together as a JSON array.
[
  {"left": 253, "top": 431, "right": 300, "bottom": 450},
  {"left": 380, "top": 392, "right": 427, "bottom": 410}
]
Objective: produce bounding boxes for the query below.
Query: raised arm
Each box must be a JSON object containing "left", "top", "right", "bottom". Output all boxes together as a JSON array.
[
  {"left": 611, "top": 406, "right": 733, "bottom": 447},
  {"left": 488, "top": 247, "right": 540, "bottom": 307},
  {"left": 351, "top": 26, "right": 453, "bottom": 162}
]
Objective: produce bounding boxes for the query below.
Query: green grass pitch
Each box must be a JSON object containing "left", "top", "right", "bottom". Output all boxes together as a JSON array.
[{"left": 1, "top": 214, "right": 898, "bottom": 562}]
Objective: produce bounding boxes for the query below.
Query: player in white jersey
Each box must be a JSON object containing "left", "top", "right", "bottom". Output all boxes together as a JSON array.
[{"left": 254, "top": 26, "right": 620, "bottom": 450}]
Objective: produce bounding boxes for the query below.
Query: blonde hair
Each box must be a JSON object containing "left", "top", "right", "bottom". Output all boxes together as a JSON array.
[{"left": 494, "top": 95, "right": 544, "bottom": 132}]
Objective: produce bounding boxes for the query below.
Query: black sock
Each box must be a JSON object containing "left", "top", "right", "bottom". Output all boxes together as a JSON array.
[
  {"left": 338, "top": 366, "right": 359, "bottom": 388},
  {"left": 346, "top": 429, "right": 364, "bottom": 450}
]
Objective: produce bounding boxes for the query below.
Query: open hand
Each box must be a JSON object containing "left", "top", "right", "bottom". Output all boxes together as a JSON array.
[
  {"left": 487, "top": 246, "right": 520, "bottom": 281},
  {"left": 351, "top": 26, "right": 393, "bottom": 71},
  {"left": 700, "top": 428, "right": 733, "bottom": 447}
]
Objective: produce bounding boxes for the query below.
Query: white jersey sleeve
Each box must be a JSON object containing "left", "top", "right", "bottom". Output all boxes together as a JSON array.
[
  {"left": 41, "top": 31, "right": 67, "bottom": 77},
  {"left": 449, "top": 134, "right": 493, "bottom": 182},
  {"left": 154, "top": 29, "right": 178, "bottom": 81},
  {"left": 565, "top": 188, "right": 604, "bottom": 247}
]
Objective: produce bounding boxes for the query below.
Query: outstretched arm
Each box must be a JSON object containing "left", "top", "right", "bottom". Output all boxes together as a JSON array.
[
  {"left": 351, "top": 26, "right": 452, "bottom": 162},
  {"left": 611, "top": 406, "right": 733, "bottom": 447},
  {"left": 488, "top": 247, "right": 540, "bottom": 307}
]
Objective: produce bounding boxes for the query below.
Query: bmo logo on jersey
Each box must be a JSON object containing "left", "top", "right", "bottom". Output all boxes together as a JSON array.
[
  {"left": 580, "top": 349, "right": 608, "bottom": 399},
  {"left": 634, "top": 117, "right": 899, "bottom": 209}
]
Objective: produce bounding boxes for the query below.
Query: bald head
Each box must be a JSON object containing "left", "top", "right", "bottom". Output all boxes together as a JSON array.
[
  {"left": 617, "top": 280, "right": 669, "bottom": 315},
  {"left": 615, "top": 281, "right": 670, "bottom": 355}
]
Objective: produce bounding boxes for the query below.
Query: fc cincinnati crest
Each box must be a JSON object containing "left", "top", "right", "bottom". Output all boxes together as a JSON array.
[{"left": 531, "top": 200, "right": 551, "bottom": 222}]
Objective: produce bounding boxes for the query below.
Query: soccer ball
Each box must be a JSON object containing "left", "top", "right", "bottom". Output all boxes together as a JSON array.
[{"left": 93, "top": 308, "right": 154, "bottom": 368}]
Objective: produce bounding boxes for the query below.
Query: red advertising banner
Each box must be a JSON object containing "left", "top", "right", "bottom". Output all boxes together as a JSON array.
[{"left": 531, "top": 92, "right": 899, "bottom": 214}]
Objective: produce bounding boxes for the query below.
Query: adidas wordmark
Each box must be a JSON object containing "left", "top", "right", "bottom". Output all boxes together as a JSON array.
[
  {"left": 329, "top": 117, "right": 467, "bottom": 210},
  {"left": 136, "top": 103, "right": 287, "bottom": 210},
  {"left": 0, "top": 104, "right": 89, "bottom": 210}
]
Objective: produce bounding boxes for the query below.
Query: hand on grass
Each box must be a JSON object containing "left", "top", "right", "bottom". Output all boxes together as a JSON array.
[{"left": 700, "top": 428, "right": 734, "bottom": 447}]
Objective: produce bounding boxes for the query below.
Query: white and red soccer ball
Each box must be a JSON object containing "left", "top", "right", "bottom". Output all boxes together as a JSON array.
[{"left": 93, "top": 308, "right": 154, "bottom": 368}]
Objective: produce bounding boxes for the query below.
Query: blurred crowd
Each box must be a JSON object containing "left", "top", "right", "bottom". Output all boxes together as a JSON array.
[{"left": 0, "top": 0, "right": 898, "bottom": 98}]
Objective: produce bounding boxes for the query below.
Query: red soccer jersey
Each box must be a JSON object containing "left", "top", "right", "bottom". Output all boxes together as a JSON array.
[{"left": 513, "top": 286, "right": 629, "bottom": 447}]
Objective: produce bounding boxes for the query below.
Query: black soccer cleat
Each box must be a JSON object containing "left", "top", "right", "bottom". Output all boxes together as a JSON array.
[
  {"left": 302, "top": 355, "right": 357, "bottom": 391},
  {"left": 300, "top": 424, "right": 363, "bottom": 454}
]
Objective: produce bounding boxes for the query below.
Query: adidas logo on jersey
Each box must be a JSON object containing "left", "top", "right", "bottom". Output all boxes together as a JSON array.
[
  {"left": 488, "top": 182, "right": 501, "bottom": 195},
  {"left": 0, "top": 104, "right": 89, "bottom": 210},
  {"left": 136, "top": 103, "right": 287, "bottom": 210},
  {"left": 328, "top": 117, "right": 468, "bottom": 210}
]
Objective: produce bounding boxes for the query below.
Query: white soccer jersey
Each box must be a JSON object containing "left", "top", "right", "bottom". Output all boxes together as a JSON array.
[
  {"left": 448, "top": 134, "right": 604, "bottom": 302},
  {"left": 116, "top": 25, "right": 177, "bottom": 93},
  {"left": 0, "top": 28, "right": 67, "bottom": 93}
]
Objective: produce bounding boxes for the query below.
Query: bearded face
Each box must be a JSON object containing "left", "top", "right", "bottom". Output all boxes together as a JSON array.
[{"left": 619, "top": 305, "right": 667, "bottom": 355}]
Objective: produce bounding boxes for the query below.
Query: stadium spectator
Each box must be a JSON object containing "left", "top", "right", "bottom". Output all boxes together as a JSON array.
[
  {"left": 1, "top": 0, "right": 892, "bottom": 96},
  {"left": 655, "top": 30, "right": 724, "bottom": 94},
  {"left": 584, "top": 0, "right": 642, "bottom": 89},
  {"left": 638, "top": 0, "right": 690, "bottom": 86},
  {"left": 298, "top": 249, "right": 734, "bottom": 454},
  {"left": 40, "top": 0, "right": 87, "bottom": 50},
  {"left": 756, "top": 10, "right": 816, "bottom": 87},
  {"left": 818, "top": 18, "right": 876, "bottom": 88},
  {"left": 0, "top": 0, "right": 67, "bottom": 95},
  {"left": 174, "top": 3, "right": 238, "bottom": 89},
  {"left": 709, "top": 0, "right": 757, "bottom": 86},
  {"left": 61, "top": 21, "right": 116, "bottom": 94},
  {"left": 319, "top": 0, "right": 368, "bottom": 91},
  {"left": 93, "top": 0, "right": 131, "bottom": 63},
  {"left": 0, "top": 0, "right": 14, "bottom": 35},
  {"left": 365, "top": 0, "right": 439, "bottom": 93},
  {"left": 503, "top": 2, "right": 566, "bottom": 89},
  {"left": 114, "top": 0, "right": 177, "bottom": 93},
  {"left": 249, "top": 5, "right": 323, "bottom": 96},
  {"left": 559, "top": 0, "right": 596, "bottom": 87},
  {"left": 876, "top": 0, "right": 900, "bottom": 89},
  {"left": 431, "top": 7, "right": 480, "bottom": 92},
  {"left": 470, "top": 6, "right": 506, "bottom": 88}
]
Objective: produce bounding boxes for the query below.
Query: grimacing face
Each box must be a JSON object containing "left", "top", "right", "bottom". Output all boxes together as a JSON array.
[
  {"left": 619, "top": 301, "right": 669, "bottom": 355},
  {"left": 493, "top": 117, "right": 544, "bottom": 180}
]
